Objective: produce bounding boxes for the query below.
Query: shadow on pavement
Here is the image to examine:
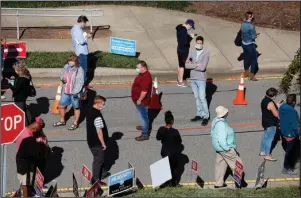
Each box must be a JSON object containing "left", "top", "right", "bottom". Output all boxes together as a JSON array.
[
  {"left": 206, "top": 78, "right": 218, "bottom": 110},
  {"left": 28, "top": 97, "right": 50, "bottom": 119},
  {"left": 103, "top": 132, "right": 124, "bottom": 174}
]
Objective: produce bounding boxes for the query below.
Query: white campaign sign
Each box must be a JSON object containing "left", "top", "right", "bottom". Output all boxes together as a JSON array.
[{"left": 150, "top": 156, "right": 172, "bottom": 189}]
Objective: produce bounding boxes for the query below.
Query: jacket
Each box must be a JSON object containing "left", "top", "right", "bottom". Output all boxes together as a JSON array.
[
  {"left": 9, "top": 75, "right": 31, "bottom": 102},
  {"left": 71, "top": 24, "right": 89, "bottom": 56},
  {"left": 241, "top": 21, "right": 256, "bottom": 45},
  {"left": 279, "top": 103, "right": 299, "bottom": 138},
  {"left": 60, "top": 64, "right": 85, "bottom": 95},
  {"left": 185, "top": 48, "right": 210, "bottom": 81},
  {"left": 176, "top": 24, "right": 192, "bottom": 52},
  {"left": 210, "top": 118, "right": 236, "bottom": 152}
]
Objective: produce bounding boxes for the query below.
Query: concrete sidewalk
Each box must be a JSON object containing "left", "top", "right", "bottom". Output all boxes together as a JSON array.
[{"left": 2, "top": 5, "right": 299, "bottom": 74}]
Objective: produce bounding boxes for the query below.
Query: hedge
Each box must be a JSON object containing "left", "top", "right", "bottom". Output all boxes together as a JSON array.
[
  {"left": 1, "top": 1, "right": 189, "bottom": 11},
  {"left": 279, "top": 49, "right": 300, "bottom": 94},
  {"left": 22, "top": 52, "right": 139, "bottom": 69}
]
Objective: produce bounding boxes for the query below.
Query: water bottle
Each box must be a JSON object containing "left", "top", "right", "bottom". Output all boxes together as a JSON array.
[{"left": 10, "top": 76, "right": 15, "bottom": 86}]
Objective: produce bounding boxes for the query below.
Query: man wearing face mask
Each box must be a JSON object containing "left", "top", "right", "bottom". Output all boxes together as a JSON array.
[
  {"left": 176, "top": 19, "right": 196, "bottom": 87},
  {"left": 241, "top": 11, "right": 260, "bottom": 81},
  {"left": 131, "top": 61, "right": 153, "bottom": 141},
  {"left": 185, "top": 36, "right": 210, "bottom": 126},
  {"left": 71, "top": 15, "right": 92, "bottom": 81},
  {"left": 279, "top": 94, "right": 299, "bottom": 175},
  {"left": 86, "top": 95, "right": 110, "bottom": 185}
]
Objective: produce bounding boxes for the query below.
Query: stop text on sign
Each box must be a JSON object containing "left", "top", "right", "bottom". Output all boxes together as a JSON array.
[{"left": 1, "top": 115, "right": 22, "bottom": 131}]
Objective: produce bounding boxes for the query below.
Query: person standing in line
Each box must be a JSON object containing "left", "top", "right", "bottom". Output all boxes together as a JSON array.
[
  {"left": 71, "top": 15, "right": 91, "bottom": 82},
  {"left": 131, "top": 61, "right": 153, "bottom": 141},
  {"left": 1, "top": 37, "right": 6, "bottom": 99},
  {"left": 86, "top": 95, "right": 110, "bottom": 185},
  {"left": 185, "top": 36, "right": 210, "bottom": 126},
  {"left": 241, "top": 11, "right": 260, "bottom": 81},
  {"left": 279, "top": 94, "right": 299, "bottom": 175},
  {"left": 176, "top": 19, "right": 195, "bottom": 87},
  {"left": 156, "top": 111, "right": 184, "bottom": 187},
  {"left": 53, "top": 55, "right": 84, "bottom": 130},
  {"left": 260, "top": 87, "right": 279, "bottom": 161},
  {"left": 9, "top": 65, "right": 32, "bottom": 126},
  {"left": 210, "top": 106, "right": 247, "bottom": 188}
]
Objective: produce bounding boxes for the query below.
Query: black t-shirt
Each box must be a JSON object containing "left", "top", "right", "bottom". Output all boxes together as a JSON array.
[
  {"left": 261, "top": 96, "right": 278, "bottom": 129},
  {"left": 156, "top": 126, "right": 183, "bottom": 157},
  {"left": 86, "top": 107, "right": 109, "bottom": 148}
]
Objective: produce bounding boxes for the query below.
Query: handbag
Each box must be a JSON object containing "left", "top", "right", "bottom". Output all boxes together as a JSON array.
[
  {"left": 28, "top": 78, "right": 36, "bottom": 97},
  {"left": 234, "top": 29, "right": 242, "bottom": 47}
]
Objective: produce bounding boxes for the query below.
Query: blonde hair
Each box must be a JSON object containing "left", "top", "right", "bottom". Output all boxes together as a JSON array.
[{"left": 15, "top": 65, "right": 30, "bottom": 77}]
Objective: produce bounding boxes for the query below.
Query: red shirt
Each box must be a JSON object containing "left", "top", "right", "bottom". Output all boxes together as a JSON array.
[{"left": 131, "top": 71, "right": 152, "bottom": 106}]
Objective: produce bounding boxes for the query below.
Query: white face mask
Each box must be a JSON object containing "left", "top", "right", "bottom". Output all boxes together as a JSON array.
[
  {"left": 100, "top": 105, "right": 105, "bottom": 111},
  {"left": 195, "top": 44, "right": 203, "bottom": 50},
  {"left": 69, "top": 61, "right": 75, "bottom": 66},
  {"left": 136, "top": 68, "right": 141, "bottom": 74}
]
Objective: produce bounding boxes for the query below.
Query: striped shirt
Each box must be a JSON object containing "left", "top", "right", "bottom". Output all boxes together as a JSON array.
[{"left": 94, "top": 117, "right": 104, "bottom": 129}]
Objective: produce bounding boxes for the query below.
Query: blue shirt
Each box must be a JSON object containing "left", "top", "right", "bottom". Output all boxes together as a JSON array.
[
  {"left": 71, "top": 24, "right": 89, "bottom": 56},
  {"left": 241, "top": 21, "right": 256, "bottom": 45}
]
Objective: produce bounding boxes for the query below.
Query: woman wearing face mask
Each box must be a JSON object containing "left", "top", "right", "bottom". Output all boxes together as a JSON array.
[
  {"left": 259, "top": 87, "right": 279, "bottom": 161},
  {"left": 53, "top": 55, "right": 84, "bottom": 130}
]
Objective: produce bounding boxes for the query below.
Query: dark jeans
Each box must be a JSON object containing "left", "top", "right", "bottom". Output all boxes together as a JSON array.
[
  {"left": 284, "top": 138, "right": 299, "bottom": 170},
  {"left": 242, "top": 43, "right": 259, "bottom": 74},
  {"left": 15, "top": 101, "right": 32, "bottom": 126},
  {"left": 78, "top": 54, "right": 88, "bottom": 81},
  {"left": 90, "top": 146, "right": 105, "bottom": 183}
]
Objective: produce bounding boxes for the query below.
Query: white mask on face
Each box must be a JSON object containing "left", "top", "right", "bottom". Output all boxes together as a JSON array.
[
  {"left": 136, "top": 68, "right": 141, "bottom": 74},
  {"left": 68, "top": 61, "right": 75, "bottom": 66},
  {"left": 195, "top": 44, "right": 203, "bottom": 50},
  {"left": 100, "top": 105, "right": 105, "bottom": 111}
]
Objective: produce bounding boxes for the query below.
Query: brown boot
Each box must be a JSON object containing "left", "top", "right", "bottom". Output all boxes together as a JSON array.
[
  {"left": 244, "top": 70, "right": 249, "bottom": 78},
  {"left": 249, "top": 73, "right": 258, "bottom": 81}
]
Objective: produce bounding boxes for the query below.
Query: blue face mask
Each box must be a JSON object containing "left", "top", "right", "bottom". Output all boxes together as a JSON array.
[
  {"left": 136, "top": 68, "right": 141, "bottom": 74},
  {"left": 100, "top": 105, "right": 105, "bottom": 111}
]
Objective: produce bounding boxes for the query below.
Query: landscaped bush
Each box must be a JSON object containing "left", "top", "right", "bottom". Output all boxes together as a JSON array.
[
  {"left": 23, "top": 51, "right": 139, "bottom": 69},
  {"left": 1, "top": 1, "right": 189, "bottom": 11},
  {"left": 279, "top": 48, "right": 300, "bottom": 94}
]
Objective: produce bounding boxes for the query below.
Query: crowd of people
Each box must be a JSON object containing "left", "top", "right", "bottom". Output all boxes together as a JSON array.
[{"left": 0, "top": 11, "right": 299, "bottom": 194}]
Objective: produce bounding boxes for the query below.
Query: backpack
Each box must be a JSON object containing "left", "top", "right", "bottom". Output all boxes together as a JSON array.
[{"left": 234, "top": 29, "right": 242, "bottom": 47}]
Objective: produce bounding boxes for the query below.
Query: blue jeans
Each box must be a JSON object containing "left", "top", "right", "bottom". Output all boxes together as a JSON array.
[
  {"left": 260, "top": 126, "right": 276, "bottom": 155},
  {"left": 135, "top": 104, "right": 149, "bottom": 136},
  {"left": 190, "top": 80, "right": 209, "bottom": 119},
  {"left": 78, "top": 54, "right": 88, "bottom": 81},
  {"left": 242, "top": 43, "right": 258, "bottom": 74}
]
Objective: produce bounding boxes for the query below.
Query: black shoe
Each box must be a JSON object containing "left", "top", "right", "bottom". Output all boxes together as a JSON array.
[
  {"left": 191, "top": 116, "right": 203, "bottom": 122},
  {"left": 214, "top": 184, "right": 227, "bottom": 188},
  {"left": 201, "top": 118, "right": 209, "bottom": 126},
  {"left": 101, "top": 172, "right": 111, "bottom": 180}
]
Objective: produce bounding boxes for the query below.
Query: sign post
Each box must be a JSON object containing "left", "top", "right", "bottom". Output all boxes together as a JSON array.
[{"left": 1, "top": 103, "right": 25, "bottom": 197}]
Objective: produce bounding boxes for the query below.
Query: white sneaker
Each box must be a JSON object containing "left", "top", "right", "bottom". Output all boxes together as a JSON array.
[
  {"left": 1, "top": 95, "right": 5, "bottom": 99},
  {"left": 177, "top": 82, "right": 183, "bottom": 87}
]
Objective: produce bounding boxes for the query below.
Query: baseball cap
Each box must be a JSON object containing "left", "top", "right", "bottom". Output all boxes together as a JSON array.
[{"left": 185, "top": 19, "right": 195, "bottom": 29}]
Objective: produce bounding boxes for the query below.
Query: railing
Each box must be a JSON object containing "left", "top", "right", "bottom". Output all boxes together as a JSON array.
[{"left": 1, "top": 7, "right": 104, "bottom": 40}]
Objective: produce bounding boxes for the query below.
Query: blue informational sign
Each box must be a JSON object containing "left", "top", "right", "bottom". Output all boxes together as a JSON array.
[
  {"left": 110, "top": 37, "right": 136, "bottom": 56},
  {"left": 108, "top": 168, "right": 135, "bottom": 195}
]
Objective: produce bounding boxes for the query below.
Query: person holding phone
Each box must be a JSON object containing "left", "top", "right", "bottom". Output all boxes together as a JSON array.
[{"left": 53, "top": 55, "right": 84, "bottom": 130}]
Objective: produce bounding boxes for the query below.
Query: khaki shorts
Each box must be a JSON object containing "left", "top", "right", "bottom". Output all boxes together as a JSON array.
[{"left": 17, "top": 172, "right": 33, "bottom": 185}]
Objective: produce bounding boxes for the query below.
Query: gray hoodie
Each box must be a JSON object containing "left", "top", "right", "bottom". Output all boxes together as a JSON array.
[{"left": 185, "top": 48, "right": 210, "bottom": 81}]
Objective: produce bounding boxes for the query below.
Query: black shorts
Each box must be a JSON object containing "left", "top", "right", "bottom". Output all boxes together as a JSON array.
[{"left": 177, "top": 50, "right": 189, "bottom": 68}]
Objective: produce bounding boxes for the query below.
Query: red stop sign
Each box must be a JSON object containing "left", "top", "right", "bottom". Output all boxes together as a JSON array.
[{"left": 1, "top": 103, "right": 25, "bottom": 144}]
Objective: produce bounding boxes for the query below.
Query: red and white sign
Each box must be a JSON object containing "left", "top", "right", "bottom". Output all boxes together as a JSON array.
[
  {"left": 34, "top": 167, "right": 44, "bottom": 196},
  {"left": 1, "top": 103, "right": 25, "bottom": 145},
  {"left": 191, "top": 160, "right": 198, "bottom": 172},
  {"left": 82, "top": 164, "right": 92, "bottom": 182},
  {"left": 86, "top": 180, "right": 100, "bottom": 197},
  {"left": 233, "top": 160, "right": 244, "bottom": 185},
  {"left": 3, "top": 41, "right": 27, "bottom": 59}
]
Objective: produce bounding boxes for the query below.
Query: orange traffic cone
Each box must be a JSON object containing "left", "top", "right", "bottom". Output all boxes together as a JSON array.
[
  {"left": 51, "top": 83, "right": 63, "bottom": 114},
  {"left": 233, "top": 73, "right": 247, "bottom": 105},
  {"left": 148, "top": 77, "right": 162, "bottom": 110}
]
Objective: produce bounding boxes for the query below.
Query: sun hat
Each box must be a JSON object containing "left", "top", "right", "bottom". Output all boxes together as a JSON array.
[{"left": 215, "top": 106, "right": 229, "bottom": 118}]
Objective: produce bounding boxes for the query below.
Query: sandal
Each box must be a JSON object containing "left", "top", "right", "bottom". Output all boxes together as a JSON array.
[
  {"left": 53, "top": 121, "right": 66, "bottom": 127},
  {"left": 68, "top": 124, "right": 79, "bottom": 130}
]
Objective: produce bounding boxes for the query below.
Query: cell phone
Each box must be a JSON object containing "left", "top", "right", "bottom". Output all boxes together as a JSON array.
[
  {"left": 279, "top": 100, "right": 284, "bottom": 104},
  {"left": 194, "top": 34, "right": 198, "bottom": 36}
]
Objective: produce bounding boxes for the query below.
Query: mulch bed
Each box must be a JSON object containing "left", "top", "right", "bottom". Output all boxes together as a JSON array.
[{"left": 186, "top": 2, "right": 300, "bottom": 31}]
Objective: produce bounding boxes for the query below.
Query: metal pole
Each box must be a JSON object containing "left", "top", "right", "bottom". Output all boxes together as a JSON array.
[
  {"left": 16, "top": 10, "right": 20, "bottom": 40},
  {"left": 0, "top": 144, "right": 7, "bottom": 197}
]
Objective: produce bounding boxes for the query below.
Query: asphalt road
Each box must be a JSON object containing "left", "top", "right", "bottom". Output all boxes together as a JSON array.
[{"left": 2, "top": 78, "right": 300, "bottom": 194}]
